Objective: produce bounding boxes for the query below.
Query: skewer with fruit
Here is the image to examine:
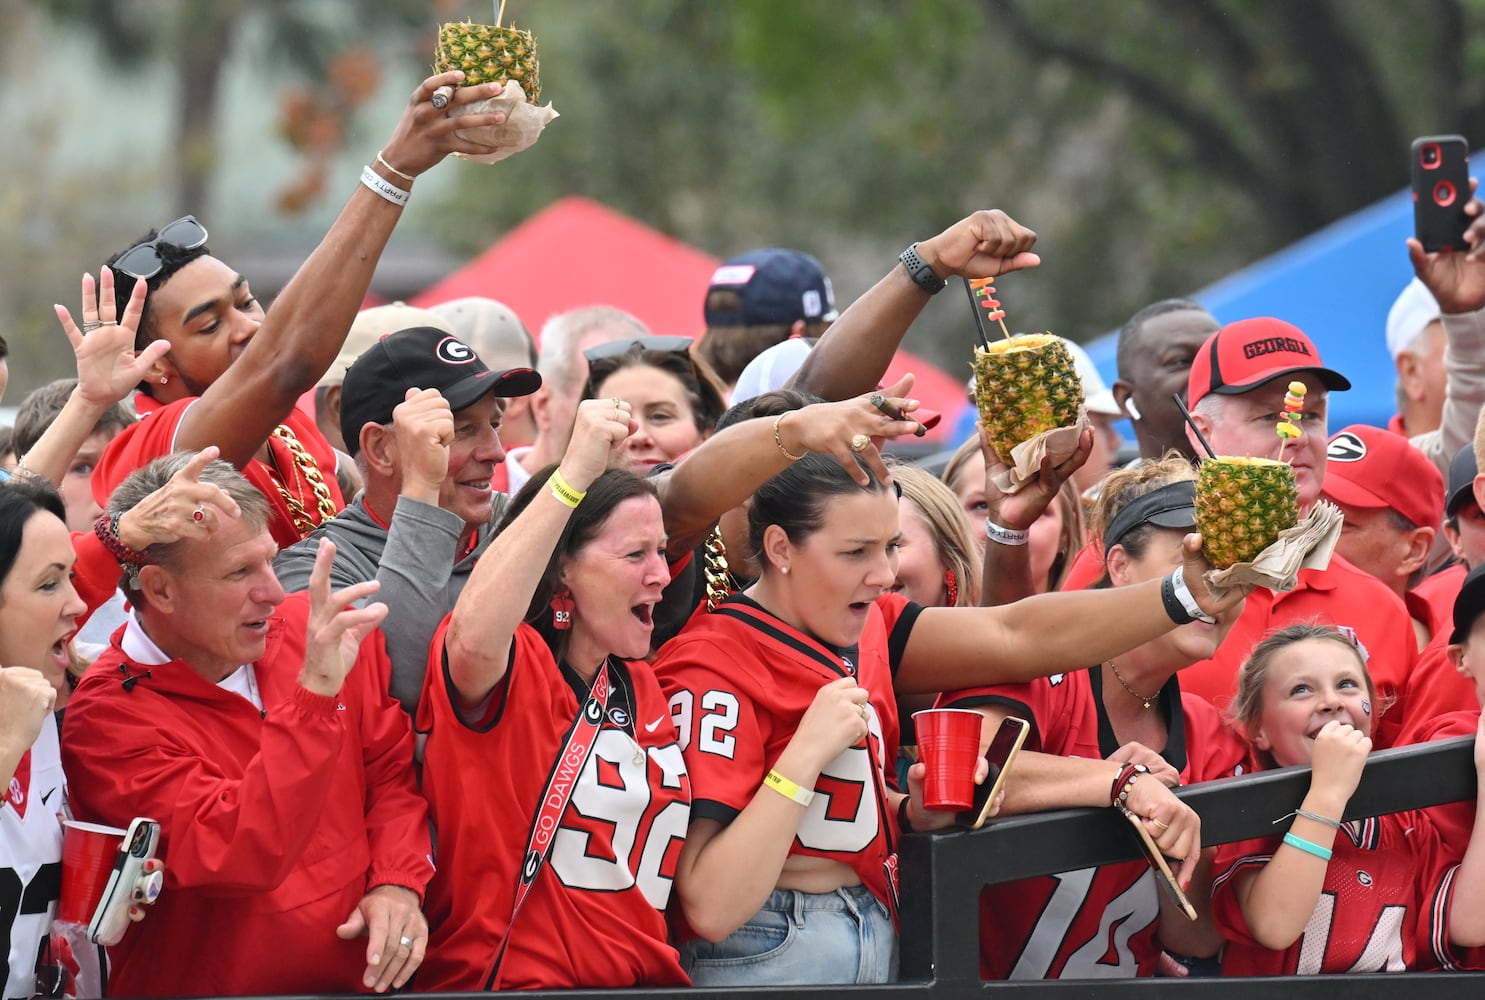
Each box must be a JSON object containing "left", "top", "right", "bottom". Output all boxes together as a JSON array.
[
  {"left": 964, "top": 278, "right": 1084, "bottom": 466},
  {"left": 1185, "top": 383, "right": 1304, "bottom": 569}
]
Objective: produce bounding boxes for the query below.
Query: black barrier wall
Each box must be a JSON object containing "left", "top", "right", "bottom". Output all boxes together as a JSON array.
[{"left": 323, "top": 738, "right": 1485, "bottom": 999}]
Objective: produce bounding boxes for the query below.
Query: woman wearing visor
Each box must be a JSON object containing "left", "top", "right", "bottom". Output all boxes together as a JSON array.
[{"left": 938, "top": 454, "right": 1249, "bottom": 980}]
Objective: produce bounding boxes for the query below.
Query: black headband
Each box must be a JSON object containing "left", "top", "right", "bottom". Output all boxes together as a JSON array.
[{"left": 1103, "top": 480, "right": 1197, "bottom": 553}]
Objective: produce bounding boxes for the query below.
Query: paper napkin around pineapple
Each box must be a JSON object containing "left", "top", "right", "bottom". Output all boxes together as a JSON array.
[
  {"left": 448, "top": 81, "right": 558, "bottom": 163},
  {"left": 990, "top": 410, "right": 1091, "bottom": 495},
  {"left": 1202, "top": 500, "right": 1343, "bottom": 599}
]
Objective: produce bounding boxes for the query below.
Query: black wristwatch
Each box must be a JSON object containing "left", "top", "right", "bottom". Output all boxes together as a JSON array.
[{"left": 899, "top": 242, "right": 946, "bottom": 295}]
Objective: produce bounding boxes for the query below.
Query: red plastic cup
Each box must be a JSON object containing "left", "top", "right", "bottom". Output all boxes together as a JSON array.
[
  {"left": 912, "top": 708, "right": 983, "bottom": 810},
  {"left": 59, "top": 820, "right": 126, "bottom": 924}
]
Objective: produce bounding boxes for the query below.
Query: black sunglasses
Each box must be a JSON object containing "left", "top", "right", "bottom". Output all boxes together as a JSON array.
[
  {"left": 583, "top": 335, "right": 694, "bottom": 364},
  {"left": 113, "top": 215, "right": 209, "bottom": 280}
]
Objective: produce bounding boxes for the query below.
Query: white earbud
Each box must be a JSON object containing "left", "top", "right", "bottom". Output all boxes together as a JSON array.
[{"left": 1123, "top": 398, "right": 1142, "bottom": 422}]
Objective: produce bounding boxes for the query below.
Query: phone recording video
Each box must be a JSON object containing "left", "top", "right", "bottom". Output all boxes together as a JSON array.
[{"left": 959, "top": 715, "right": 1029, "bottom": 830}]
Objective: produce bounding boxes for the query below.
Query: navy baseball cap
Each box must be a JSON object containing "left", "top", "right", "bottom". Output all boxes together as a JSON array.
[
  {"left": 339, "top": 327, "right": 541, "bottom": 457},
  {"left": 704, "top": 249, "right": 838, "bottom": 327}
]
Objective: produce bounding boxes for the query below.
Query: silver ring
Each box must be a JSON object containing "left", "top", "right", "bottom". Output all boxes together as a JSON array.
[
  {"left": 399, "top": 935, "right": 414, "bottom": 949},
  {"left": 850, "top": 434, "right": 870, "bottom": 453},
  {"left": 82, "top": 320, "right": 102, "bottom": 332},
  {"left": 191, "top": 507, "right": 205, "bottom": 524}
]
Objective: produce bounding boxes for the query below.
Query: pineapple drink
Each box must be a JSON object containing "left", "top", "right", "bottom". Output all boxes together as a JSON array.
[
  {"left": 1194, "top": 457, "right": 1299, "bottom": 568},
  {"left": 971, "top": 335, "right": 1083, "bottom": 465},
  {"left": 435, "top": 21, "right": 541, "bottom": 102}
]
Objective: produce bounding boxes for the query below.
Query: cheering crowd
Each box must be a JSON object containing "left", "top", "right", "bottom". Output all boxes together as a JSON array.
[{"left": 10, "top": 67, "right": 1485, "bottom": 997}]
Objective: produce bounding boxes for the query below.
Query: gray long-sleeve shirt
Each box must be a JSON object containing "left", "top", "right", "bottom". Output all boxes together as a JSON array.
[{"left": 273, "top": 494, "right": 506, "bottom": 715}]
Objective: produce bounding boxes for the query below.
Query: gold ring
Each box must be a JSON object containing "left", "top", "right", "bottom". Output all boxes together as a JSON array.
[
  {"left": 850, "top": 433, "right": 870, "bottom": 452},
  {"left": 1152, "top": 818, "right": 1170, "bottom": 831}
]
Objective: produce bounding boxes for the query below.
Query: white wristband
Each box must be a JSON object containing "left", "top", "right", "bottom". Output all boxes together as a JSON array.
[
  {"left": 1171, "top": 564, "right": 1216, "bottom": 624},
  {"left": 985, "top": 517, "right": 1030, "bottom": 546},
  {"left": 360, "top": 165, "right": 410, "bottom": 207}
]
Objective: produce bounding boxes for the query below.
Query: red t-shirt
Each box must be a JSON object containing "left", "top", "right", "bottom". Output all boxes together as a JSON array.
[
  {"left": 653, "top": 593, "right": 916, "bottom": 928},
  {"left": 1212, "top": 812, "right": 1459, "bottom": 974},
  {"left": 1396, "top": 631, "right": 1479, "bottom": 747},
  {"left": 94, "top": 392, "right": 343, "bottom": 550},
  {"left": 1412, "top": 564, "right": 1465, "bottom": 644},
  {"left": 942, "top": 668, "right": 1247, "bottom": 979},
  {"left": 416, "top": 620, "right": 691, "bottom": 991}
]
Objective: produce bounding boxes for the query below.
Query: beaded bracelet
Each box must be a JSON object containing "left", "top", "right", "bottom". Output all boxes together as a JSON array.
[
  {"left": 1110, "top": 761, "right": 1149, "bottom": 807},
  {"left": 93, "top": 513, "right": 149, "bottom": 567}
]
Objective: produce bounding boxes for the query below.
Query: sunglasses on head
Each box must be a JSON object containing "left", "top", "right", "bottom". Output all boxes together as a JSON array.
[
  {"left": 582, "top": 335, "right": 694, "bottom": 364},
  {"left": 112, "top": 215, "right": 209, "bottom": 280}
]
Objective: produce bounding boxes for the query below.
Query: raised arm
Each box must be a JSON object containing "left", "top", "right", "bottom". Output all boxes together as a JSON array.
[
  {"left": 1407, "top": 181, "right": 1485, "bottom": 473},
  {"left": 790, "top": 210, "right": 1039, "bottom": 402},
  {"left": 175, "top": 72, "right": 509, "bottom": 468},
  {"left": 977, "top": 425, "right": 1092, "bottom": 606},
  {"left": 28, "top": 270, "right": 169, "bottom": 484},
  {"left": 898, "top": 534, "right": 1243, "bottom": 694},
  {"left": 658, "top": 378, "right": 921, "bottom": 554},
  {"left": 444, "top": 399, "right": 629, "bottom": 706}
]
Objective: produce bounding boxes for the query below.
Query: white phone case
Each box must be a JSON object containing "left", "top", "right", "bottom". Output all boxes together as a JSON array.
[{"left": 88, "top": 817, "right": 163, "bottom": 946}]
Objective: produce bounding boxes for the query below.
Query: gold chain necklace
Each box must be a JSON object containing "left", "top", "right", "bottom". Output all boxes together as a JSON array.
[
  {"left": 267, "top": 424, "right": 339, "bottom": 538},
  {"left": 1107, "top": 659, "right": 1159, "bottom": 710},
  {"left": 703, "top": 526, "right": 737, "bottom": 612}
]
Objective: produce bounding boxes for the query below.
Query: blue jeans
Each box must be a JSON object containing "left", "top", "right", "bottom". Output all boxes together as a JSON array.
[{"left": 680, "top": 885, "right": 898, "bottom": 986}]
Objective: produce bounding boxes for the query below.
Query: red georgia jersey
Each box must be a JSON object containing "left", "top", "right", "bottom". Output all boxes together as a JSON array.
[
  {"left": 943, "top": 668, "right": 1247, "bottom": 979},
  {"left": 654, "top": 593, "right": 917, "bottom": 928},
  {"left": 416, "top": 621, "right": 691, "bottom": 991},
  {"left": 1212, "top": 812, "right": 1459, "bottom": 975}
]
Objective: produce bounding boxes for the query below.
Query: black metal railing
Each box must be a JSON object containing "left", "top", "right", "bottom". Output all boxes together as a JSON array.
[{"left": 340, "top": 737, "right": 1485, "bottom": 999}]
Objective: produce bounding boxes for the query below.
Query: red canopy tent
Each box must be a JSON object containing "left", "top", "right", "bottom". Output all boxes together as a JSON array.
[{"left": 410, "top": 196, "right": 968, "bottom": 442}]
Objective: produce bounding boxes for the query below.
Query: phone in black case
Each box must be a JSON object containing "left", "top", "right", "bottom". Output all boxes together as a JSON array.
[{"left": 1412, "top": 135, "right": 1472, "bottom": 252}]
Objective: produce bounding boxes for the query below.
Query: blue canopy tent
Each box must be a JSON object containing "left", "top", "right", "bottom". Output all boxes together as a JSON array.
[{"left": 1084, "top": 176, "right": 1440, "bottom": 434}]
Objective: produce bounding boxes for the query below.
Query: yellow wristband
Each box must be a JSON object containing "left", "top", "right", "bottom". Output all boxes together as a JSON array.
[
  {"left": 548, "top": 470, "right": 586, "bottom": 509},
  {"left": 763, "top": 769, "right": 814, "bottom": 807}
]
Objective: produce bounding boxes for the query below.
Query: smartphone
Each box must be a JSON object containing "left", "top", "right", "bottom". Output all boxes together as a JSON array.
[
  {"left": 89, "top": 817, "right": 163, "bottom": 946},
  {"left": 1412, "top": 135, "right": 1472, "bottom": 252},
  {"left": 959, "top": 716, "right": 1029, "bottom": 830},
  {"left": 1116, "top": 804, "right": 1197, "bottom": 921}
]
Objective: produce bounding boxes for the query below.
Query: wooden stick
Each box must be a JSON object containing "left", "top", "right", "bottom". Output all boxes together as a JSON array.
[{"left": 497, "top": 0, "right": 506, "bottom": 26}]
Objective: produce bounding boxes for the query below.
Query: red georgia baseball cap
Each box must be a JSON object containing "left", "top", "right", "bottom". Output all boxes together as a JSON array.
[
  {"left": 1187, "top": 317, "right": 1350, "bottom": 409},
  {"left": 1322, "top": 424, "right": 1445, "bottom": 530}
]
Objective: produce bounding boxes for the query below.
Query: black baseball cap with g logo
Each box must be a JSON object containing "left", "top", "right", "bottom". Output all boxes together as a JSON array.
[{"left": 339, "top": 326, "right": 542, "bottom": 457}]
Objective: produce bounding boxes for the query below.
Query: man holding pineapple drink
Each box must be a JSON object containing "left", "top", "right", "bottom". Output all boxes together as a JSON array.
[
  {"left": 90, "top": 69, "right": 511, "bottom": 552},
  {"left": 1175, "top": 320, "right": 1420, "bottom": 738}
]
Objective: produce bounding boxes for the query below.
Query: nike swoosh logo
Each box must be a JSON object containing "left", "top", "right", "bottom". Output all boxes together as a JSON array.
[
  {"left": 644, "top": 718, "right": 664, "bottom": 733},
  {"left": 41, "top": 789, "right": 55, "bottom": 806}
]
